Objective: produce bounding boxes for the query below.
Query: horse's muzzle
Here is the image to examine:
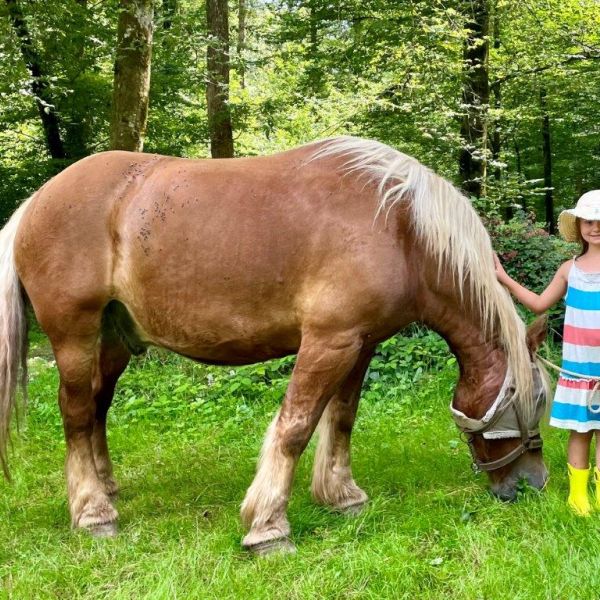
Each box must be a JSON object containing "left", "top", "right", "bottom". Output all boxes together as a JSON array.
[{"left": 489, "top": 450, "right": 549, "bottom": 501}]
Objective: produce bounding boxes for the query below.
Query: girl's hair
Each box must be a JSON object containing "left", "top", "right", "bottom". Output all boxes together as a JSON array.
[{"left": 575, "top": 218, "right": 589, "bottom": 257}]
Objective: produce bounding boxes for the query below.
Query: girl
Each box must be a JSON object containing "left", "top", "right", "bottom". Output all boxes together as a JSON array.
[{"left": 495, "top": 190, "right": 600, "bottom": 516}]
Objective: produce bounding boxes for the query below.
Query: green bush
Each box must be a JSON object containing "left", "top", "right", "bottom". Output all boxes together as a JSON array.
[
  {"left": 364, "top": 327, "right": 454, "bottom": 405},
  {"left": 109, "top": 328, "right": 454, "bottom": 426}
]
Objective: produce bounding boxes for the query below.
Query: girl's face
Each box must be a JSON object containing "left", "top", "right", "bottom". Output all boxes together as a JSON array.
[{"left": 579, "top": 219, "right": 600, "bottom": 245}]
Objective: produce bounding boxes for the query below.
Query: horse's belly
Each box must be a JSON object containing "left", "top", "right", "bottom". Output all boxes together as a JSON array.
[
  {"left": 174, "top": 338, "right": 299, "bottom": 365},
  {"left": 124, "top": 298, "right": 301, "bottom": 365}
]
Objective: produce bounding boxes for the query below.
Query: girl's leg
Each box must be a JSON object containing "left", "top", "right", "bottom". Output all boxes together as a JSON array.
[
  {"left": 568, "top": 431, "right": 593, "bottom": 468},
  {"left": 567, "top": 430, "right": 593, "bottom": 516}
]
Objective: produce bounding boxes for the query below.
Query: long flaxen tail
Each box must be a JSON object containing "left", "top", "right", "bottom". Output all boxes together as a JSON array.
[{"left": 0, "top": 198, "right": 33, "bottom": 479}]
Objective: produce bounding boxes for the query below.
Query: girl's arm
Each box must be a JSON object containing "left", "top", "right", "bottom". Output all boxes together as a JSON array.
[{"left": 494, "top": 255, "right": 569, "bottom": 315}]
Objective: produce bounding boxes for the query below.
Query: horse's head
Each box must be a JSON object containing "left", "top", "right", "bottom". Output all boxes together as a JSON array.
[{"left": 451, "top": 317, "right": 550, "bottom": 500}]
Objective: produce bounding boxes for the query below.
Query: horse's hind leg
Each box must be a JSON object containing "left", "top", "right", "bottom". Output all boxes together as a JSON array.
[
  {"left": 91, "top": 329, "right": 131, "bottom": 497},
  {"left": 240, "top": 331, "right": 362, "bottom": 554},
  {"left": 50, "top": 316, "right": 119, "bottom": 536},
  {"left": 311, "top": 349, "right": 373, "bottom": 514}
]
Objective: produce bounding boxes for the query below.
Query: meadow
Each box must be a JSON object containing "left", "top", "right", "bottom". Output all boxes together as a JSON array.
[{"left": 1, "top": 330, "right": 599, "bottom": 599}]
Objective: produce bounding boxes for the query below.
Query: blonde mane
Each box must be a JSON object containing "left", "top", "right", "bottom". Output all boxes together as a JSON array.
[{"left": 313, "top": 136, "right": 535, "bottom": 417}]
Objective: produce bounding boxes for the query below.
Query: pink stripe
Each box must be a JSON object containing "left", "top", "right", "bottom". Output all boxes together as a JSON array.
[
  {"left": 563, "top": 325, "right": 600, "bottom": 346},
  {"left": 558, "top": 377, "right": 599, "bottom": 390}
]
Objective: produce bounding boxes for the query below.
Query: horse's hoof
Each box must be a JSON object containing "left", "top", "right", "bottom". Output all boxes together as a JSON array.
[
  {"left": 87, "top": 522, "right": 118, "bottom": 538},
  {"left": 243, "top": 536, "right": 296, "bottom": 556}
]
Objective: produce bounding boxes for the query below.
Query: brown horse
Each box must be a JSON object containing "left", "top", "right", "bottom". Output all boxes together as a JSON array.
[{"left": 0, "top": 136, "right": 548, "bottom": 554}]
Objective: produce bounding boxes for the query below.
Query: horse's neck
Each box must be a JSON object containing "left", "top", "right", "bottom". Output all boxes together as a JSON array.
[{"left": 423, "top": 299, "right": 507, "bottom": 418}]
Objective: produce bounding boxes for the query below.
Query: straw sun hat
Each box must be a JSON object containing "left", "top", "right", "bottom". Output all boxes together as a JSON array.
[{"left": 558, "top": 190, "right": 600, "bottom": 242}]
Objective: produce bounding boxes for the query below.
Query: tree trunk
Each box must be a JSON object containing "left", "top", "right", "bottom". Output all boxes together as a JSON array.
[
  {"left": 540, "top": 87, "right": 554, "bottom": 233},
  {"left": 162, "top": 0, "right": 177, "bottom": 29},
  {"left": 237, "top": 0, "right": 246, "bottom": 88},
  {"left": 512, "top": 137, "right": 527, "bottom": 212},
  {"left": 306, "top": 0, "right": 322, "bottom": 95},
  {"left": 490, "top": 4, "right": 509, "bottom": 218},
  {"left": 5, "top": 0, "right": 67, "bottom": 159},
  {"left": 110, "top": 0, "right": 154, "bottom": 152},
  {"left": 206, "top": 0, "right": 234, "bottom": 158},
  {"left": 458, "top": 0, "right": 490, "bottom": 198}
]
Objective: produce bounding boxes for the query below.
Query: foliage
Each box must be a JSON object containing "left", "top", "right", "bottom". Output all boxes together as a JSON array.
[
  {"left": 114, "top": 330, "right": 453, "bottom": 424},
  {"left": 2, "top": 1, "right": 600, "bottom": 225},
  {"left": 364, "top": 328, "right": 454, "bottom": 405},
  {"left": 26, "top": 324, "right": 454, "bottom": 431},
  {"left": 112, "top": 350, "right": 295, "bottom": 427}
]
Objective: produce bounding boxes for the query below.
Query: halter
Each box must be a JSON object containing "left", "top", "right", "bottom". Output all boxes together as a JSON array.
[{"left": 450, "top": 365, "right": 546, "bottom": 472}]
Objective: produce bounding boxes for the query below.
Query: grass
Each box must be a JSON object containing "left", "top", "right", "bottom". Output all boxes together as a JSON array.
[{"left": 0, "top": 335, "right": 598, "bottom": 599}]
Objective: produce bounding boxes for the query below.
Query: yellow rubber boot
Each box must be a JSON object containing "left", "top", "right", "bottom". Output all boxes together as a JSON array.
[
  {"left": 594, "top": 467, "right": 600, "bottom": 510},
  {"left": 567, "top": 464, "right": 591, "bottom": 516}
]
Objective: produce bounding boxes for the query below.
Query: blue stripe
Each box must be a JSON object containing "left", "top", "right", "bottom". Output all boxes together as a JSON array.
[
  {"left": 551, "top": 401, "right": 600, "bottom": 422},
  {"left": 566, "top": 286, "right": 600, "bottom": 310},
  {"left": 562, "top": 360, "right": 600, "bottom": 377}
]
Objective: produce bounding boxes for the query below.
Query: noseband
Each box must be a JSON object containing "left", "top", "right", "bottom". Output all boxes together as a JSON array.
[{"left": 450, "top": 366, "right": 545, "bottom": 472}]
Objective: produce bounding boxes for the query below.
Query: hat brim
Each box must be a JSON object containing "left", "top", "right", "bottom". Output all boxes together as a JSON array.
[
  {"left": 558, "top": 207, "right": 600, "bottom": 242},
  {"left": 558, "top": 210, "right": 581, "bottom": 243}
]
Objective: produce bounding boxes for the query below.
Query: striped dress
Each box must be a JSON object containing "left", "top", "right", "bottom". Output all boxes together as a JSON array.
[{"left": 550, "top": 260, "right": 600, "bottom": 431}]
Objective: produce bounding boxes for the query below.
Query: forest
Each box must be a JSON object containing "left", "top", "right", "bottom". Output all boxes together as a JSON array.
[{"left": 1, "top": 0, "right": 600, "bottom": 232}]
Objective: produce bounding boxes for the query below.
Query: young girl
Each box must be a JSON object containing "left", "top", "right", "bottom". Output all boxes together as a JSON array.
[{"left": 495, "top": 190, "right": 600, "bottom": 516}]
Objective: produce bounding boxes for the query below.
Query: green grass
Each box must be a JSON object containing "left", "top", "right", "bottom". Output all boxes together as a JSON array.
[{"left": 0, "top": 340, "right": 598, "bottom": 599}]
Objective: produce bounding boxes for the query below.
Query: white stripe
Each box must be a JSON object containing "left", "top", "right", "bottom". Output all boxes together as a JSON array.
[
  {"left": 569, "top": 266, "right": 600, "bottom": 291},
  {"left": 553, "top": 386, "right": 600, "bottom": 407},
  {"left": 563, "top": 342, "right": 600, "bottom": 363},
  {"left": 564, "top": 307, "right": 600, "bottom": 328},
  {"left": 549, "top": 418, "right": 600, "bottom": 432}
]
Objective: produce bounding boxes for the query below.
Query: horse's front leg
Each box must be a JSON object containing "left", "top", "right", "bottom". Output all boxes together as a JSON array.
[
  {"left": 240, "top": 332, "right": 362, "bottom": 554},
  {"left": 311, "top": 348, "right": 373, "bottom": 513}
]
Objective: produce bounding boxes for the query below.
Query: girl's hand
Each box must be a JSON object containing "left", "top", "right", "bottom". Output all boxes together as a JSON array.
[{"left": 494, "top": 253, "right": 510, "bottom": 285}]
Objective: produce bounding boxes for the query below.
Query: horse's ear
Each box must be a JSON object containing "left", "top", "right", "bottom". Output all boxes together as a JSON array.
[{"left": 526, "top": 315, "right": 548, "bottom": 353}]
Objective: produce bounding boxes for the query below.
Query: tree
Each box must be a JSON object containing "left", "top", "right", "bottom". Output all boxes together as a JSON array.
[
  {"left": 110, "top": 0, "right": 154, "bottom": 152},
  {"left": 206, "top": 0, "right": 234, "bottom": 158},
  {"left": 458, "top": 0, "right": 490, "bottom": 198},
  {"left": 4, "top": 0, "right": 67, "bottom": 159},
  {"left": 540, "top": 87, "right": 554, "bottom": 233},
  {"left": 237, "top": 0, "right": 247, "bottom": 88}
]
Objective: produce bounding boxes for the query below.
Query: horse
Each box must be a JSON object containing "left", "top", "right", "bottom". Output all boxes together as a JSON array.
[{"left": 0, "top": 136, "right": 548, "bottom": 554}]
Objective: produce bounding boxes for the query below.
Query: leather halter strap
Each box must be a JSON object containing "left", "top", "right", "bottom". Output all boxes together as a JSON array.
[
  {"left": 452, "top": 368, "right": 544, "bottom": 473},
  {"left": 464, "top": 432, "right": 543, "bottom": 473}
]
